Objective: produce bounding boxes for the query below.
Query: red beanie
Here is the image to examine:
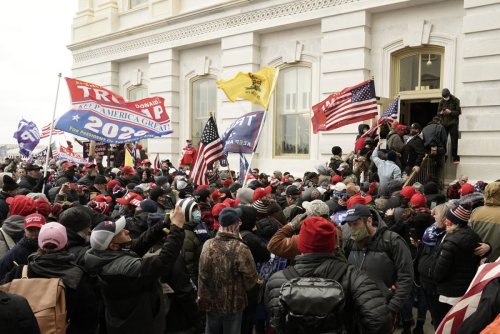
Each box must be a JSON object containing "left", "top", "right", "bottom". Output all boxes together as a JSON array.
[
  {"left": 409, "top": 192, "right": 426, "bottom": 208},
  {"left": 34, "top": 198, "right": 52, "bottom": 217},
  {"left": 7, "top": 195, "right": 36, "bottom": 217},
  {"left": 400, "top": 186, "right": 416, "bottom": 200},
  {"left": 297, "top": 216, "right": 336, "bottom": 254},
  {"left": 459, "top": 183, "right": 475, "bottom": 196}
]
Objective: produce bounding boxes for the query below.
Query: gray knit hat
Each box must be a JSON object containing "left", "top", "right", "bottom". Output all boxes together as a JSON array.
[{"left": 236, "top": 188, "right": 254, "bottom": 205}]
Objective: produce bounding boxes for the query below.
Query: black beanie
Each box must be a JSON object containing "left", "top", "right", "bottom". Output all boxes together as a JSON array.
[
  {"left": 149, "top": 187, "right": 166, "bottom": 202},
  {"left": 3, "top": 175, "right": 19, "bottom": 192},
  {"left": 59, "top": 206, "right": 92, "bottom": 232}
]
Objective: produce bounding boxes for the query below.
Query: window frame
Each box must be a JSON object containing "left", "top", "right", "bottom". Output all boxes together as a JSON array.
[
  {"left": 273, "top": 62, "right": 312, "bottom": 159},
  {"left": 391, "top": 46, "right": 445, "bottom": 99},
  {"left": 128, "top": 0, "right": 148, "bottom": 9},
  {"left": 189, "top": 75, "right": 217, "bottom": 147},
  {"left": 126, "top": 84, "right": 148, "bottom": 101}
]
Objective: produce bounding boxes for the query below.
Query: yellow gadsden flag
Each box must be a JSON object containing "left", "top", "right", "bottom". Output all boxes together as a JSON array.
[{"left": 216, "top": 66, "right": 277, "bottom": 110}]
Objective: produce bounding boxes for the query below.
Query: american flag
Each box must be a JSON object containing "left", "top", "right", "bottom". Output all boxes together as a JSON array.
[
  {"left": 239, "top": 152, "right": 249, "bottom": 184},
  {"left": 312, "top": 80, "right": 378, "bottom": 132},
  {"left": 40, "top": 122, "right": 64, "bottom": 138},
  {"left": 153, "top": 153, "right": 161, "bottom": 173},
  {"left": 436, "top": 260, "right": 500, "bottom": 334},
  {"left": 190, "top": 116, "right": 224, "bottom": 186}
]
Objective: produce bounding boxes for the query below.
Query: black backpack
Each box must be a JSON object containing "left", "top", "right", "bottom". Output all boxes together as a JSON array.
[{"left": 279, "top": 260, "right": 347, "bottom": 334}]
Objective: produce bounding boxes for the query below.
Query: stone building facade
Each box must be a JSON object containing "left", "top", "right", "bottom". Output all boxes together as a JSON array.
[{"left": 69, "top": 0, "right": 500, "bottom": 182}]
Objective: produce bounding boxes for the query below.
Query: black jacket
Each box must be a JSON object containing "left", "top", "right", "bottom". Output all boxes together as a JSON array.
[
  {"left": 416, "top": 231, "right": 445, "bottom": 292},
  {"left": 265, "top": 253, "right": 390, "bottom": 334},
  {"left": 18, "top": 175, "right": 43, "bottom": 193},
  {"left": 402, "top": 135, "right": 425, "bottom": 174},
  {"left": 2, "top": 252, "right": 98, "bottom": 334},
  {"left": 240, "top": 229, "right": 271, "bottom": 263},
  {"left": 84, "top": 223, "right": 184, "bottom": 334},
  {"left": 422, "top": 123, "right": 448, "bottom": 149},
  {"left": 0, "top": 192, "right": 10, "bottom": 223},
  {"left": 344, "top": 226, "right": 414, "bottom": 314},
  {"left": 437, "top": 95, "right": 461, "bottom": 127},
  {"left": 433, "top": 227, "right": 482, "bottom": 297},
  {"left": 0, "top": 290, "right": 40, "bottom": 334},
  {"left": 0, "top": 237, "right": 38, "bottom": 280}
]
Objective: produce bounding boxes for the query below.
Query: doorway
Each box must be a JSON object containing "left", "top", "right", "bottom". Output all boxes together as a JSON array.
[{"left": 399, "top": 99, "right": 440, "bottom": 127}]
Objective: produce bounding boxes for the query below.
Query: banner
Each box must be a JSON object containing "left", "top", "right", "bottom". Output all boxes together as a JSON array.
[
  {"left": 55, "top": 78, "right": 173, "bottom": 144},
  {"left": 221, "top": 111, "right": 265, "bottom": 153},
  {"left": 216, "top": 67, "right": 277, "bottom": 110},
  {"left": 13, "top": 119, "right": 40, "bottom": 157},
  {"left": 58, "top": 145, "right": 87, "bottom": 164},
  {"left": 82, "top": 141, "right": 109, "bottom": 158}
]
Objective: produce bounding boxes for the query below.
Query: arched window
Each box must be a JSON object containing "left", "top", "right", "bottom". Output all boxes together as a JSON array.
[
  {"left": 127, "top": 85, "right": 148, "bottom": 101},
  {"left": 392, "top": 46, "right": 444, "bottom": 98},
  {"left": 274, "top": 64, "right": 311, "bottom": 157},
  {"left": 191, "top": 76, "right": 217, "bottom": 146}
]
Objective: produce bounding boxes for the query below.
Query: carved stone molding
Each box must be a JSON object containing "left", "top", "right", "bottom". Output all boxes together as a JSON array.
[{"left": 73, "top": 0, "right": 360, "bottom": 63}]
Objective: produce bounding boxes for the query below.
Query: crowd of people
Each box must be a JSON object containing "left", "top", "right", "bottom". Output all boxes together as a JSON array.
[{"left": 0, "top": 90, "right": 499, "bottom": 333}]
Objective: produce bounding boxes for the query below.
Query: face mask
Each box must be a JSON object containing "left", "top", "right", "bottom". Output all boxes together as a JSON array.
[
  {"left": 350, "top": 226, "right": 370, "bottom": 242},
  {"left": 443, "top": 96, "right": 450, "bottom": 101},
  {"left": 192, "top": 210, "right": 202, "bottom": 223}
]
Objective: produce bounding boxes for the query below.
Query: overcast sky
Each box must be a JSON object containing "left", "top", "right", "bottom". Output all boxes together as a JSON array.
[{"left": 0, "top": 1, "right": 78, "bottom": 145}]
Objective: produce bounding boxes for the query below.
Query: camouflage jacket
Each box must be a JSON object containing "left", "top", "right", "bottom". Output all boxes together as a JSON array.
[{"left": 198, "top": 232, "right": 257, "bottom": 314}]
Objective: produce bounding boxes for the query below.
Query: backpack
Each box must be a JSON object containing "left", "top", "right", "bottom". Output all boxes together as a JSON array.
[
  {"left": 0, "top": 265, "right": 67, "bottom": 334},
  {"left": 279, "top": 260, "right": 348, "bottom": 334}
]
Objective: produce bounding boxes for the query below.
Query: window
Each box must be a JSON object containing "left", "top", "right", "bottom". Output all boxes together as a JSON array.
[
  {"left": 129, "top": 0, "right": 148, "bottom": 8},
  {"left": 274, "top": 65, "right": 311, "bottom": 157},
  {"left": 191, "top": 77, "right": 217, "bottom": 145},
  {"left": 392, "top": 46, "right": 444, "bottom": 96},
  {"left": 127, "top": 85, "right": 148, "bottom": 101}
]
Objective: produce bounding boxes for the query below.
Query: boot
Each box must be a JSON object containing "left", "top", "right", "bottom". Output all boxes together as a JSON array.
[
  {"left": 402, "top": 321, "right": 412, "bottom": 334},
  {"left": 413, "top": 320, "right": 425, "bottom": 334}
]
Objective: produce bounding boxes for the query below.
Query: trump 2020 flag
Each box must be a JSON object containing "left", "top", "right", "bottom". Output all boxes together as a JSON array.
[
  {"left": 217, "top": 67, "right": 277, "bottom": 110},
  {"left": 239, "top": 153, "right": 249, "bottom": 184},
  {"left": 55, "top": 78, "right": 173, "bottom": 144},
  {"left": 221, "top": 111, "right": 265, "bottom": 153},
  {"left": 13, "top": 119, "right": 40, "bottom": 157}
]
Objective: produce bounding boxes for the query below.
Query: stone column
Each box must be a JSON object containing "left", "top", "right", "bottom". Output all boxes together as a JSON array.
[
  {"left": 459, "top": 0, "right": 500, "bottom": 181},
  {"left": 320, "top": 10, "right": 372, "bottom": 156},
  {"left": 147, "top": 49, "right": 180, "bottom": 161}
]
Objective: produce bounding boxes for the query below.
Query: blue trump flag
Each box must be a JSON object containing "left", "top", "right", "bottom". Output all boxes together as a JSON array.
[
  {"left": 13, "top": 119, "right": 40, "bottom": 157},
  {"left": 221, "top": 111, "right": 265, "bottom": 153}
]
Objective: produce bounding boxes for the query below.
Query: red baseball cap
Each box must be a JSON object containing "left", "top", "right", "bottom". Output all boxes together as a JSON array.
[
  {"left": 459, "top": 183, "right": 475, "bottom": 196},
  {"left": 63, "top": 162, "right": 77, "bottom": 169},
  {"left": 24, "top": 213, "right": 47, "bottom": 229},
  {"left": 107, "top": 179, "right": 121, "bottom": 191},
  {"left": 142, "top": 159, "right": 151, "bottom": 165},
  {"left": 116, "top": 192, "right": 143, "bottom": 206},
  {"left": 83, "top": 162, "right": 96, "bottom": 171},
  {"left": 121, "top": 166, "right": 137, "bottom": 175},
  {"left": 332, "top": 175, "right": 343, "bottom": 184},
  {"left": 94, "top": 194, "right": 112, "bottom": 203},
  {"left": 253, "top": 186, "right": 272, "bottom": 202},
  {"left": 212, "top": 189, "right": 226, "bottom": 202},
  {"left": 346, "top": 194, "right": 373, "bottom": 208}
]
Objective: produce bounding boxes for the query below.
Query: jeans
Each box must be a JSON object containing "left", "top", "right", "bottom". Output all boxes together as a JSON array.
[
  {"left": 402, "top": 285, "right": 428, "bottom": 323},
  {"left": 206, "top": 312, "right": 243, "bottom": 334}
]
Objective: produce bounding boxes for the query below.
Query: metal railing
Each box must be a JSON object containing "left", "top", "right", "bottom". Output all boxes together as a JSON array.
[{"left": 404, "top": 153, "right": 445, "bottom": 188}]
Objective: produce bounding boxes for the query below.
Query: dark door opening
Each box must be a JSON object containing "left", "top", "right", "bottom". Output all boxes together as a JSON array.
[{"left": 399, "top": 100, "right": 439, "bottom": 127}]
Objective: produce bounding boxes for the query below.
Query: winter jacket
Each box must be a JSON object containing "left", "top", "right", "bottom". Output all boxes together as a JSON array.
[
  {"left": 0, "top": 237, "right": 38, "bottom": 280},
  {"left": 0, "top": 290, "right": 40, "bottom": 334},
  {"left": 0, "top": 192, "right": 11, "bottom": 223},
  {"left": 2, "top": 252, "right": 98, "bottom": 334},
  {"left": 416, "top": 228, "right": 445, "bottom": 292},
  {"left": 198, "top": 232, "right": 257, "bottom": 314},
  {"left": 163, "top": 252, "right": 202, "bottom": 333},
  {"left": 470, "top": 181, "right": 500, "bottom": 262},
  {"left": 267, "top": 223, "right": 300, "bottom": 261},
  {"left": 77, "top": 175, "right": 95, "bottom": 188},
  {"left": 66, "top": 228, "right": 90, "bottom": 267},
  {"left": 18, "top": 175, "right": 43, "bottom": 193},
  {"left": 344, "top": 226, "right": 414, "bottom": 314},
  {"left": 265, "top": 253, "right": 390, "bottom": 334},
  {"left": 84, "top": 223, "right": 184, "bottom": 334},
  {"left": 0, "top": 215, "right": 25, "bottom": 259},
  {"left": 422, "top": 122, "right": 447, "bottom": 149},
  {"left": 386, "top": 131, "right": 405, "bottom": 154},
  {"left": 240, "top": 229, "right": 270, "bottom": 264},
  {"left": 433, "top": 227, "right": 482, "bottom": 298},
  {"left": 182, "top": 219, "right": 202, "bottom": 284},
  {"left": 437, "top": 94, "right": 461, "bottom": 127},
  {"left": 402, "top": 135, "right": 425, "bottom": 174}
]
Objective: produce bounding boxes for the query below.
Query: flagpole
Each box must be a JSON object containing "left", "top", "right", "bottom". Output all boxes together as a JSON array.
[
  {"left": 42, "top": 73, "right": 62, "bottom": 194},
  {"left": 242, "top": 67, "right": 280, "bottom": 187}
]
